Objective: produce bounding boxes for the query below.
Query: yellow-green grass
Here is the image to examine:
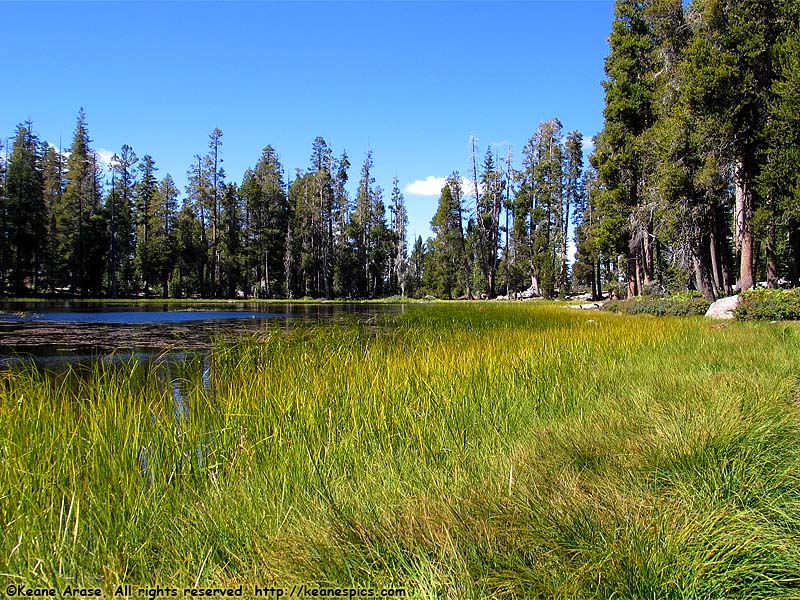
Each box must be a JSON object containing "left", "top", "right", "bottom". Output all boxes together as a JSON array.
[{"left": 1, "top": 303, "right": 799, "bottom": 598}]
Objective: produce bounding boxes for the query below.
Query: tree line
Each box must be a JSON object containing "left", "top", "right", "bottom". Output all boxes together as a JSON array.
[
  {"left": 1, "top": 0, "right": 798, "bottom": 301},
  {"left": 0, "top": 113, "right": 409, "bottom": 299},
  {"left": 0, "top": 109, "right": 587, "bottom": 300},
  {"left": 575, "top": 0, "right": 800, "bottom": 301}
]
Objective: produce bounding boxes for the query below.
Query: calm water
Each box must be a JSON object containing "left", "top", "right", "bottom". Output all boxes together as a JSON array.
[
  {"left": 0, "top": 301, "right": 404, "bottom": 366},
  {"left": 4, "top": 310, "right": 283, "bottom": 324}
]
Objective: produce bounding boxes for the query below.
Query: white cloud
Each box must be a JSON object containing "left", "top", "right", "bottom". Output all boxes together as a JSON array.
[
  {"left": 95, "top": 148, "right": 115, "bottom": 171},
  {"left": 463, "top": 177, "right": 484, "bottom": 196},
  {"left": 46, "top": 141, "right": 69, "bottom": 158},
  {"left": 568, "top": 240, "right": 577, "bottom": 264},
  {"left": 404, "top": 176, "right": 448, "bottom": 196},
  {"left": 404, "top": 176, "right": 484, "bottom": 198},
  {"left": 43, "top": 143, "right": 115, "bottom": 173}
]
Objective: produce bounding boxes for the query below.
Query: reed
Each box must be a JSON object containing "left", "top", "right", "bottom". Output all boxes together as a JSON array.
[{"left": 1, "top": 304, "right": 799, "bottom": 598}]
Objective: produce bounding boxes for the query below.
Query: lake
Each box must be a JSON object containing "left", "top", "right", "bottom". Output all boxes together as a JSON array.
[{"left": 0, "top": 301, "right": 405, "bottom": 366}]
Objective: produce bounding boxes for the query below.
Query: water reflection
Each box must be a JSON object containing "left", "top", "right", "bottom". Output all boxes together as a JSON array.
[
  {"left": 138, "top": 356, "right": 215, "bottom": 491},
  {"left": 2, "top": 310, "right": 282, "bottom": 324},
  {"left": 171, "top": 377, "right": 189, "bottom": 422},
  {"left": 138, "top": 445, "right": 152, "bottom": 491},
  {"left": 201, "top": 355, "right": 211, "bottom": 392},
  {"left": 0, "top": 302, "right": 404, "bottom": 364}
]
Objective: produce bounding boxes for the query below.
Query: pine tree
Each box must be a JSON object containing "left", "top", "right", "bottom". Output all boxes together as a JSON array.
[
  {"left": 768, "top": 6, "right": 800, "bottom": 284},
  {"left": 517, "top": 119, "right": 564, "bottom": 298},
  {"left": 408, "top": 235, "right": 426, "bottom": 297},
  {"left": 185, "top": 154, "right": 209, "bottom": 295},
  {"left": 682, "top": 0, "right": 786, "bottom": 290},
  {"left": 185, "top": 129, "right": 225, "bottom": 296},
  {"left": 498, "top": 148, "right": 516, "bottom": 297},
  {"left": 332, "top": 150, "right": 352, "bottom": 297},
  {"left": 643, "top": 0, "right": 725, "bottom": 300},
  {"left": 595, "top": 0, "right": 657, "bottom": 297},
  {"left": 429, "top": 175, "right": 468, "bottom": 299},
  {"left": 174, "top": 196, "right": 203, "bottom": 297},
  {"left": 62, "top": 109, "right": 105, "bottom": 296},
  {"left": 287, "top": 170, "right": 320, "bottom": 297},
  {"left": 0, "top": 138, "right": 7, "bottom": 291},
  {"left": 389, "top": 176, "right": 408, "bottom": 296},
  {"left": 476, "top": 147, "right": 505, "bottom": 297},
  {"left": 5, "top": 120, "right": 45, "bottom": 293},
  {"left": 219, "top": 182, "right": 242, "bottom": 297},
  {"left": 207, "top": 128, "right": 225, "bottom": 295},
  {"left": 40, "top": 143, "right": 64, "bottom": 293},
  {"left": 562, "top": 130, "right": 584, "bottom": 298},
  {"left": 573, "top": 161, "right": 603, "bottom": 299},
  {"left": 367, "top": 184, "right": 392, "bottom": 298},
  {"left": 511, "top": 151, "right": 534, "bottom": 295},
  {"left": 758, "top": 0, "right": 800, "bottom": 286},
  {"left": 84, "top": 153, "right": 108, "bottom": 296},
  {"left": 350, "top": 150, "right": 375, "bottom": 297},
  {"left": 240, "top": 145, "right": 288, "bottom": 298},
  {"left": 283, "top": 139, "right": 336, "bottom": 299},
  {"left": 134, "top": 154, "right": 159, "bottom": 293},
  {"left": 310, "top": 137, "right": 334, "bottom": 298},
  {"left": 150, "top": 174, "right": 179, "bottom": 297},
  {"left": 108, "top": 145, "right": 137, "bottom": 297}
]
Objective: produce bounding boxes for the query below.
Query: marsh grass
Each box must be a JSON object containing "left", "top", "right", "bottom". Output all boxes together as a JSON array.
[{"left": 1, "top": 304, "right": 799, "bottom": 598}]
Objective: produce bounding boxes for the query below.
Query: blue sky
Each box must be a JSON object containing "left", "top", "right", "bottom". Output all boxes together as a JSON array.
[{"left": 2, "top": 1, "right": 613, "bottom": 243}]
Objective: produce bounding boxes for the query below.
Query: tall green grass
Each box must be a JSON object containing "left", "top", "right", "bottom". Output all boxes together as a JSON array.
[{"left": 1, "top": 304, "right": 799, "bottom": 598}]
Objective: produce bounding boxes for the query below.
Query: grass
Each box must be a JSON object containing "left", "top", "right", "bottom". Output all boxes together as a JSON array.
[{"left": 1, "top": 303, "right": 799, "bottom": 598}]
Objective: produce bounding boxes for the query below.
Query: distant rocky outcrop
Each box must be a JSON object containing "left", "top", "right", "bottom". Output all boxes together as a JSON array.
[
  {"left": 568, "top": 303, "right": 603, "bottom": 310},
  {"left": 495, "top": 286, "right": 541, "bottom": 301},
  {"left": 705, "top": 295, "right": 740, "bottom": 319}
]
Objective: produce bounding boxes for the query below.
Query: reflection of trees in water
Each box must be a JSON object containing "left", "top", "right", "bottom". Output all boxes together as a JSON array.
[
  {"left": 139, "top": 355, "right": 215, "bottom": 492},
  {"left": 0, "top": 302, "right": 402, "bottom": 359}
]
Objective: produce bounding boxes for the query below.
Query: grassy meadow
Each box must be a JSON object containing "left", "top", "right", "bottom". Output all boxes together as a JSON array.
[{"left": 1, "top": 303, "right": 799, "bottom": 598}]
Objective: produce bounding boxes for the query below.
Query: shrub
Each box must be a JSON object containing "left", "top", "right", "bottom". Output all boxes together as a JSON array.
[
  {"left": 734, "top": 287, "right": 800, "bottom": 321},
  {"left": 604, "top": 292, "right": 710, "bottom": 317}
]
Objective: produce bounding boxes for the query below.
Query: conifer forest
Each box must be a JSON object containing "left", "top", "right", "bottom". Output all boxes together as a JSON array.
[{"left": 1, "top": 0, "right": 798, "bottom": 302}]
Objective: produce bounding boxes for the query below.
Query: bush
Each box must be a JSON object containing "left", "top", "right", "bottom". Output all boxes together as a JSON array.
[
  {"left": 604, "top": 292, "right": 711, "bottom": 317},
  {"left": 734, "top": 287, "right": 800, "bottom": 321}
]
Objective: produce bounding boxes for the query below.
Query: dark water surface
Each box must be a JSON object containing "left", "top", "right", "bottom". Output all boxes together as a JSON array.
[
  {"left": 0, "top": 301, "right": 404, "bottom": 366},
  {"left": 6, "top": 310, "right": 283, "bottom": 324}
]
